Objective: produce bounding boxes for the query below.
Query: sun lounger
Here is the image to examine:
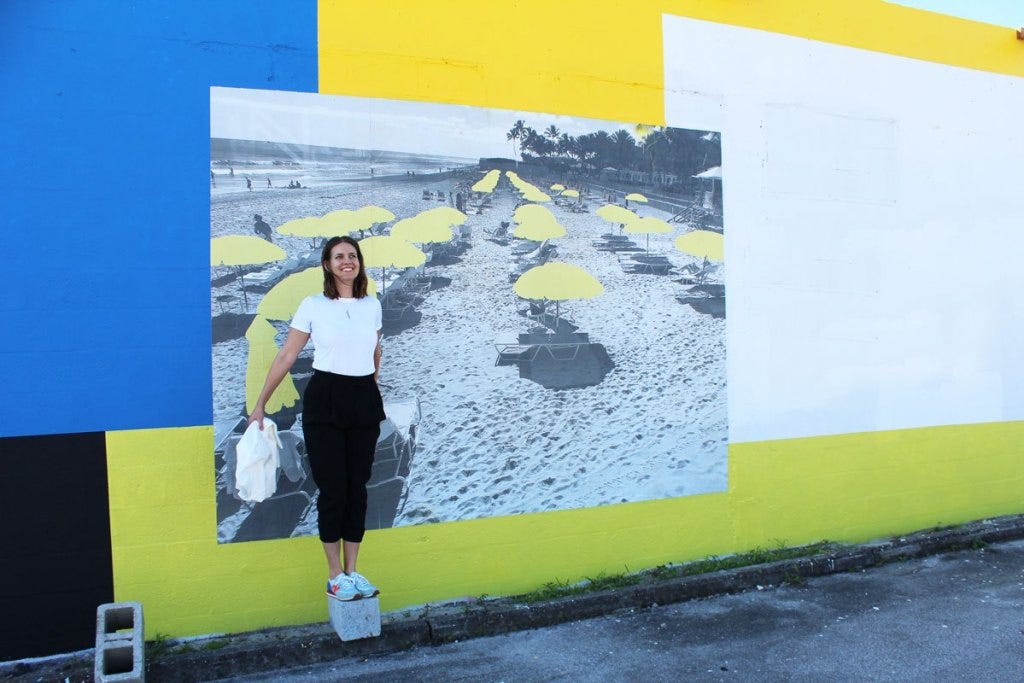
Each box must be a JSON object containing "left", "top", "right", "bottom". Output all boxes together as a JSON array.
[
  {"left": 512, "top": 238, "right": 543, "bottom": 256},
  {"left": 675, "top": 260, "right": 719, "bottom": 285},
  {"left": 494, "top": 330, "right": 592, "bottom": 365},
  {"left": 514, "top": 300, "right": 581, "bottom": 333},
  {"left": 619, "top": 253, "right": 674, "bottom": 275}
]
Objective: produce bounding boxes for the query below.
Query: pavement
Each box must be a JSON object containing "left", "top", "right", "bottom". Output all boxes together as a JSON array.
[{"left": 5, "top": 515, "right": 1024, "bottom": 682}]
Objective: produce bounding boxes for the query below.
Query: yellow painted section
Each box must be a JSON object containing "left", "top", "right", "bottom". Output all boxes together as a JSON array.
[
  {"left": 318, "top": 0, "right": 1024, "bottom": 126},
  {"left": 107, "top": 422, "right": 1024, "bottom": 638},
  {"left": 105, "top": 1, "right": 1024, "bottom": 639}
]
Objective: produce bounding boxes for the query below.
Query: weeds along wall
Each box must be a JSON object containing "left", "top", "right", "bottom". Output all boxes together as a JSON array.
[{"left": 2, "top": 0, "right": 1023, "bottom": 661}]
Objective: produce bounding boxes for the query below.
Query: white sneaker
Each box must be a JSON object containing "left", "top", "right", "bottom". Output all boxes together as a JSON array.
[
  {"left": 327, "top": 573, "right": 360, "bottom": 601},
  {"left": 347, "top": 571, "right": 380, "bottom": 598}
]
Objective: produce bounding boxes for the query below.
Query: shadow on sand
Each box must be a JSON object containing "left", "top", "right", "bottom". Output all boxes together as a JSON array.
[{"left": 518, "top": 344, "right": 615, "bottom": 389}]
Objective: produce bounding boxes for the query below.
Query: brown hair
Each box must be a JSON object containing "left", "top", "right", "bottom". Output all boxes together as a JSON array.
[{"left": 321, "top": 235, "right": 370, "bottom": 299}]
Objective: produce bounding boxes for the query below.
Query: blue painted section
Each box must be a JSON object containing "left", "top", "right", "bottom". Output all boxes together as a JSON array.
[{"left": 0, "top": 1, "right": 318, "bottom": 437}]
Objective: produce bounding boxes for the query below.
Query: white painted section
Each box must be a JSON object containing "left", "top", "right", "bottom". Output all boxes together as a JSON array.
[{"left": 663, "top": 15, "right": 1024, "bottom": 443}]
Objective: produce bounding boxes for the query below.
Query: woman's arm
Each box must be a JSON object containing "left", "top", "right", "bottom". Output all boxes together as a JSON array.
[
  {"left": 248, "top": 327, "right": 310, "bottom": 428},
  {"left": 373, "top": 331, "right": 382, "bottom": 383}
]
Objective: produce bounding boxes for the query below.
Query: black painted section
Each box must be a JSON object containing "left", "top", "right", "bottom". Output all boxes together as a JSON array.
[{"left": 0, "top": 432, "right": 113, "bottom": 661}]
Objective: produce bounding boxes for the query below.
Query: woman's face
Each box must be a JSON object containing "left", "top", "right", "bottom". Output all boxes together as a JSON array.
[{"left": 326, "top": 241, "right": 360, "bottom": 283}]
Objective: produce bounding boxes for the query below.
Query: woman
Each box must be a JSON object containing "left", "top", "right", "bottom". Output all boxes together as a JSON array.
[{"left": 249, "top": 235, "right": 385, "bottom": 602}]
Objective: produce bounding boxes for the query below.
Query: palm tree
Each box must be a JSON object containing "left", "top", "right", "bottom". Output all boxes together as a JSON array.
[
  {"left": 557, "top": 133, "right": 574, "bottom": 157},
  {"left": 611, "top": 129, "right": 636, "bottom": 169},
  {"left": 544, "top": 125, "right": 560, "bottom": 142},
  {"left": 506, "top": 120, "right": 527, "bottom": 165}
]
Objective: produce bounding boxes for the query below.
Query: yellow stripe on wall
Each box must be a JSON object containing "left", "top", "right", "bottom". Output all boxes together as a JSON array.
[
  {"left": 107, "top": 422, "right": 1024, "bottom": 637},
  {"left": 317, "top": 0, "right": 1024, "bottom": 125}
]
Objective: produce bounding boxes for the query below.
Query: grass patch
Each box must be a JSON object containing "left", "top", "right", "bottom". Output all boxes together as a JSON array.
[
  {"left": 145, "top": 633, "right": 172, "bottom": 659},
  {"left": 518, "top": 541, "right": 840, "bottom": 604}
]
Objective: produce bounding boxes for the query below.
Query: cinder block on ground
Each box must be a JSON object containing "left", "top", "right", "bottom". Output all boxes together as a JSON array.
[
  {"left": 95, "top": 601, "right": 144, "bottom": 682},
  {"left": 328, "top": 596, "right": 381, "bottom": 641}
]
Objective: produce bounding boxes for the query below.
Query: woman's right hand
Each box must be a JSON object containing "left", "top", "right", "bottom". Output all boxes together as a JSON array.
[{"left": 247, "top": 405, "right": 266, "bottom": 430}]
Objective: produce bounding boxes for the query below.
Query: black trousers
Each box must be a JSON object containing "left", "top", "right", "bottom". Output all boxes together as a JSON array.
[{"left": 302, "top": 370, "right": 385, "bottom": 544}]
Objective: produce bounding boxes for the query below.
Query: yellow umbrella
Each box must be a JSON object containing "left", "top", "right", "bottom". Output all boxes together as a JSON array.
[
  {"left": 418, "top": 206, "right": 467, "bottom": 226},
  {"left": 625, "top": 216, "right": 672, "bottom": 252},
  {"left": 211, "top": 236, "right": 286, "bottom": 311},
  {"left": 506, "top": 172, "right": 551, "bottom": 202},
  {"left": 472, "top": 170, "right": 501, "bottom": 193},
  {"left": 322, "top": 208, "right": 366, "bottom": 235},
  {"left": 513, "top": 262, "right": 604, "bottom": 329},
  {"left": 360, "top": 235, "right": 427, "bottom": 267},
  {"left": 276, "top": 216, "right": 329, "bottom": 239},
  {"left": 256, "top": 266, "right": 323, "bottom": 321},
  {"left": 675, "top": 230, "right": 724, "bottom": 262},
  {"left": 596, "top": 204, "right": 638, "bottom": 228},
  {"left": 256, "top": 266, "right": 378, "bottom": 321},
  {"left": 513, "top": 221, "right": 566, "bottom": 241},
  {"left": 244, "top": 316, "right": 300, "bottom": 415},
  {"left": 522, "top": 189, "right": 551, "bottom": 202},
  {"left": 561, "top": 189, "right": 579, "bottom": 198},
  {"left": 210, "top": 235, "right": 286, "bottom": 266},
  {"left": 359, "top": 235, "right": 427, "bottom": 294},
  {"left": 550, "top": 183, "right": 565, "bottom": 191},
  {"left": 625, "top": 192, "right": 648, "bottom": 203},
  {"left": 354, "top": 205, "right": 395, "bottom": 227},
  {"left": 513, "top": 203, "right": 559, "bottom": 227},
  {"left": 391, "top": 216, "right": 453, "bottom": 244}
]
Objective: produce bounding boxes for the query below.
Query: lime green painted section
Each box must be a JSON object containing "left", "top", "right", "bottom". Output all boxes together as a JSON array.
[{"left": 107, "top": 422, "right": 1024, "bottom": 638}]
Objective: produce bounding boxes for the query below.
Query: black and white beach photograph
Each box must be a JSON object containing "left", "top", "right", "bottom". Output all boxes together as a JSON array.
[{"left": 210, "top": 87, "right": 727, "bottom": 543}]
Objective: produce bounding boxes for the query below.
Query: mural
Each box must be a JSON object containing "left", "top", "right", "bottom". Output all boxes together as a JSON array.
[{"left": 210, "top": 88, "right": 727, "bottom": 543}]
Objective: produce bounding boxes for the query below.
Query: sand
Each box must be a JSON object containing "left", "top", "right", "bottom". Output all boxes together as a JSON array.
[{"left": 211, "top": 169, "right": 727, "bottom": 530}]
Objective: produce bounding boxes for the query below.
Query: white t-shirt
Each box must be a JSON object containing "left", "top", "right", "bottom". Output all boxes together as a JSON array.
[{"left": 290, "top": 294, "right": 382, "bottom": 376}]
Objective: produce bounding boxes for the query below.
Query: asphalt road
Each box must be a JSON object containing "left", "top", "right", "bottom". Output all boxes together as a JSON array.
[{"left": 215, "top": 539, "right": 1024, "bottom": 682}]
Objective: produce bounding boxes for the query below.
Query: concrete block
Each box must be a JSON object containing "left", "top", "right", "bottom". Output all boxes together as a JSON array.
[
  {"left": 328, "top": 596, "right": 381, "bottom": 641},
  {"left": 95, "top": 601, "right": 144, "bottom": 683}
]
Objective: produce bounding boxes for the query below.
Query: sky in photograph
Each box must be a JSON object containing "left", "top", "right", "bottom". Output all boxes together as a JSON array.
[
  {"left": 211, "top": 87, "right": 653, "bottom": 160},
  {"left": 885, "top": 0, "right": 1020, "bottom": 26}
]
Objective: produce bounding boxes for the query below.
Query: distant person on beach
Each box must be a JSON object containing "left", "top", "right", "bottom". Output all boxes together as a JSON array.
[
  {"left": 253, "top": 214, "right": 272, "bottom": 242},
  {"left": 455, "top": 192, "right": 465, "bottom": 213},
  {"left": 370, "top": 168, "right": 375, "bottom": 177},
  {"left": 248, "top": 236, "right": 385, "bottom": 604},
  {"left": 246, "top": 176, "right": 252, "bottom": 191},
  {"left": 229, "top": 167, "right": 234, "bottom": 177},
  {"left": 267, "top": 177, "right": 272, "bottom": 188},
  {"left": 211, "top": 171, "right": 215, "bottom": 187}
]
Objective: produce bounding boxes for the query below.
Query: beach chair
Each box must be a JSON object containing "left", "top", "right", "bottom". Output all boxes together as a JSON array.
[
  {"left": 675, "top": 259, "right": 719, "bottom": 285},
  {"left": 619, "top": 253, "right": 674, "bottom": 275},
  {"left": 365, "top": 397, "right": 420, "bottom": 528}
]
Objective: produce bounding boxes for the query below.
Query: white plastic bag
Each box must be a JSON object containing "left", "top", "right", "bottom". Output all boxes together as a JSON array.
[{"left": 235, "top": 419, "right": 282, "bottom": 503}]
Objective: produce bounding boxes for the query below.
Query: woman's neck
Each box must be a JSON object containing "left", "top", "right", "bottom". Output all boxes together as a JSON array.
[{"left": 335, "top": 278, "right": 355, "bottom": 299}]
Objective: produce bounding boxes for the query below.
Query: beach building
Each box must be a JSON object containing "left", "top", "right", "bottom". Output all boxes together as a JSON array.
[{"left": 3, "top": 0, "right": 1023, "bottom": 665}]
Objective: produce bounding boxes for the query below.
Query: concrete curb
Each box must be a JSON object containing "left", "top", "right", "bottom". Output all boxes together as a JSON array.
[{"left": 6, "top": 513, "right": 1024, "bottom": 682}]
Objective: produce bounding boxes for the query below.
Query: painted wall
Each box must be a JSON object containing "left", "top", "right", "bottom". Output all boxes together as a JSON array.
[{"left": 2, "top": 0, "right": 1022, "bottom": 661}]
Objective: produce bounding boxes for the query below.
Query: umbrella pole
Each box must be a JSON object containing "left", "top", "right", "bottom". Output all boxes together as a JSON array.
[
  {"left": 554, "top": 300, "right": 560, "bottom": 333},
  {"left": 237, "top": 266, "right": 249, "bottom": 312}
]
